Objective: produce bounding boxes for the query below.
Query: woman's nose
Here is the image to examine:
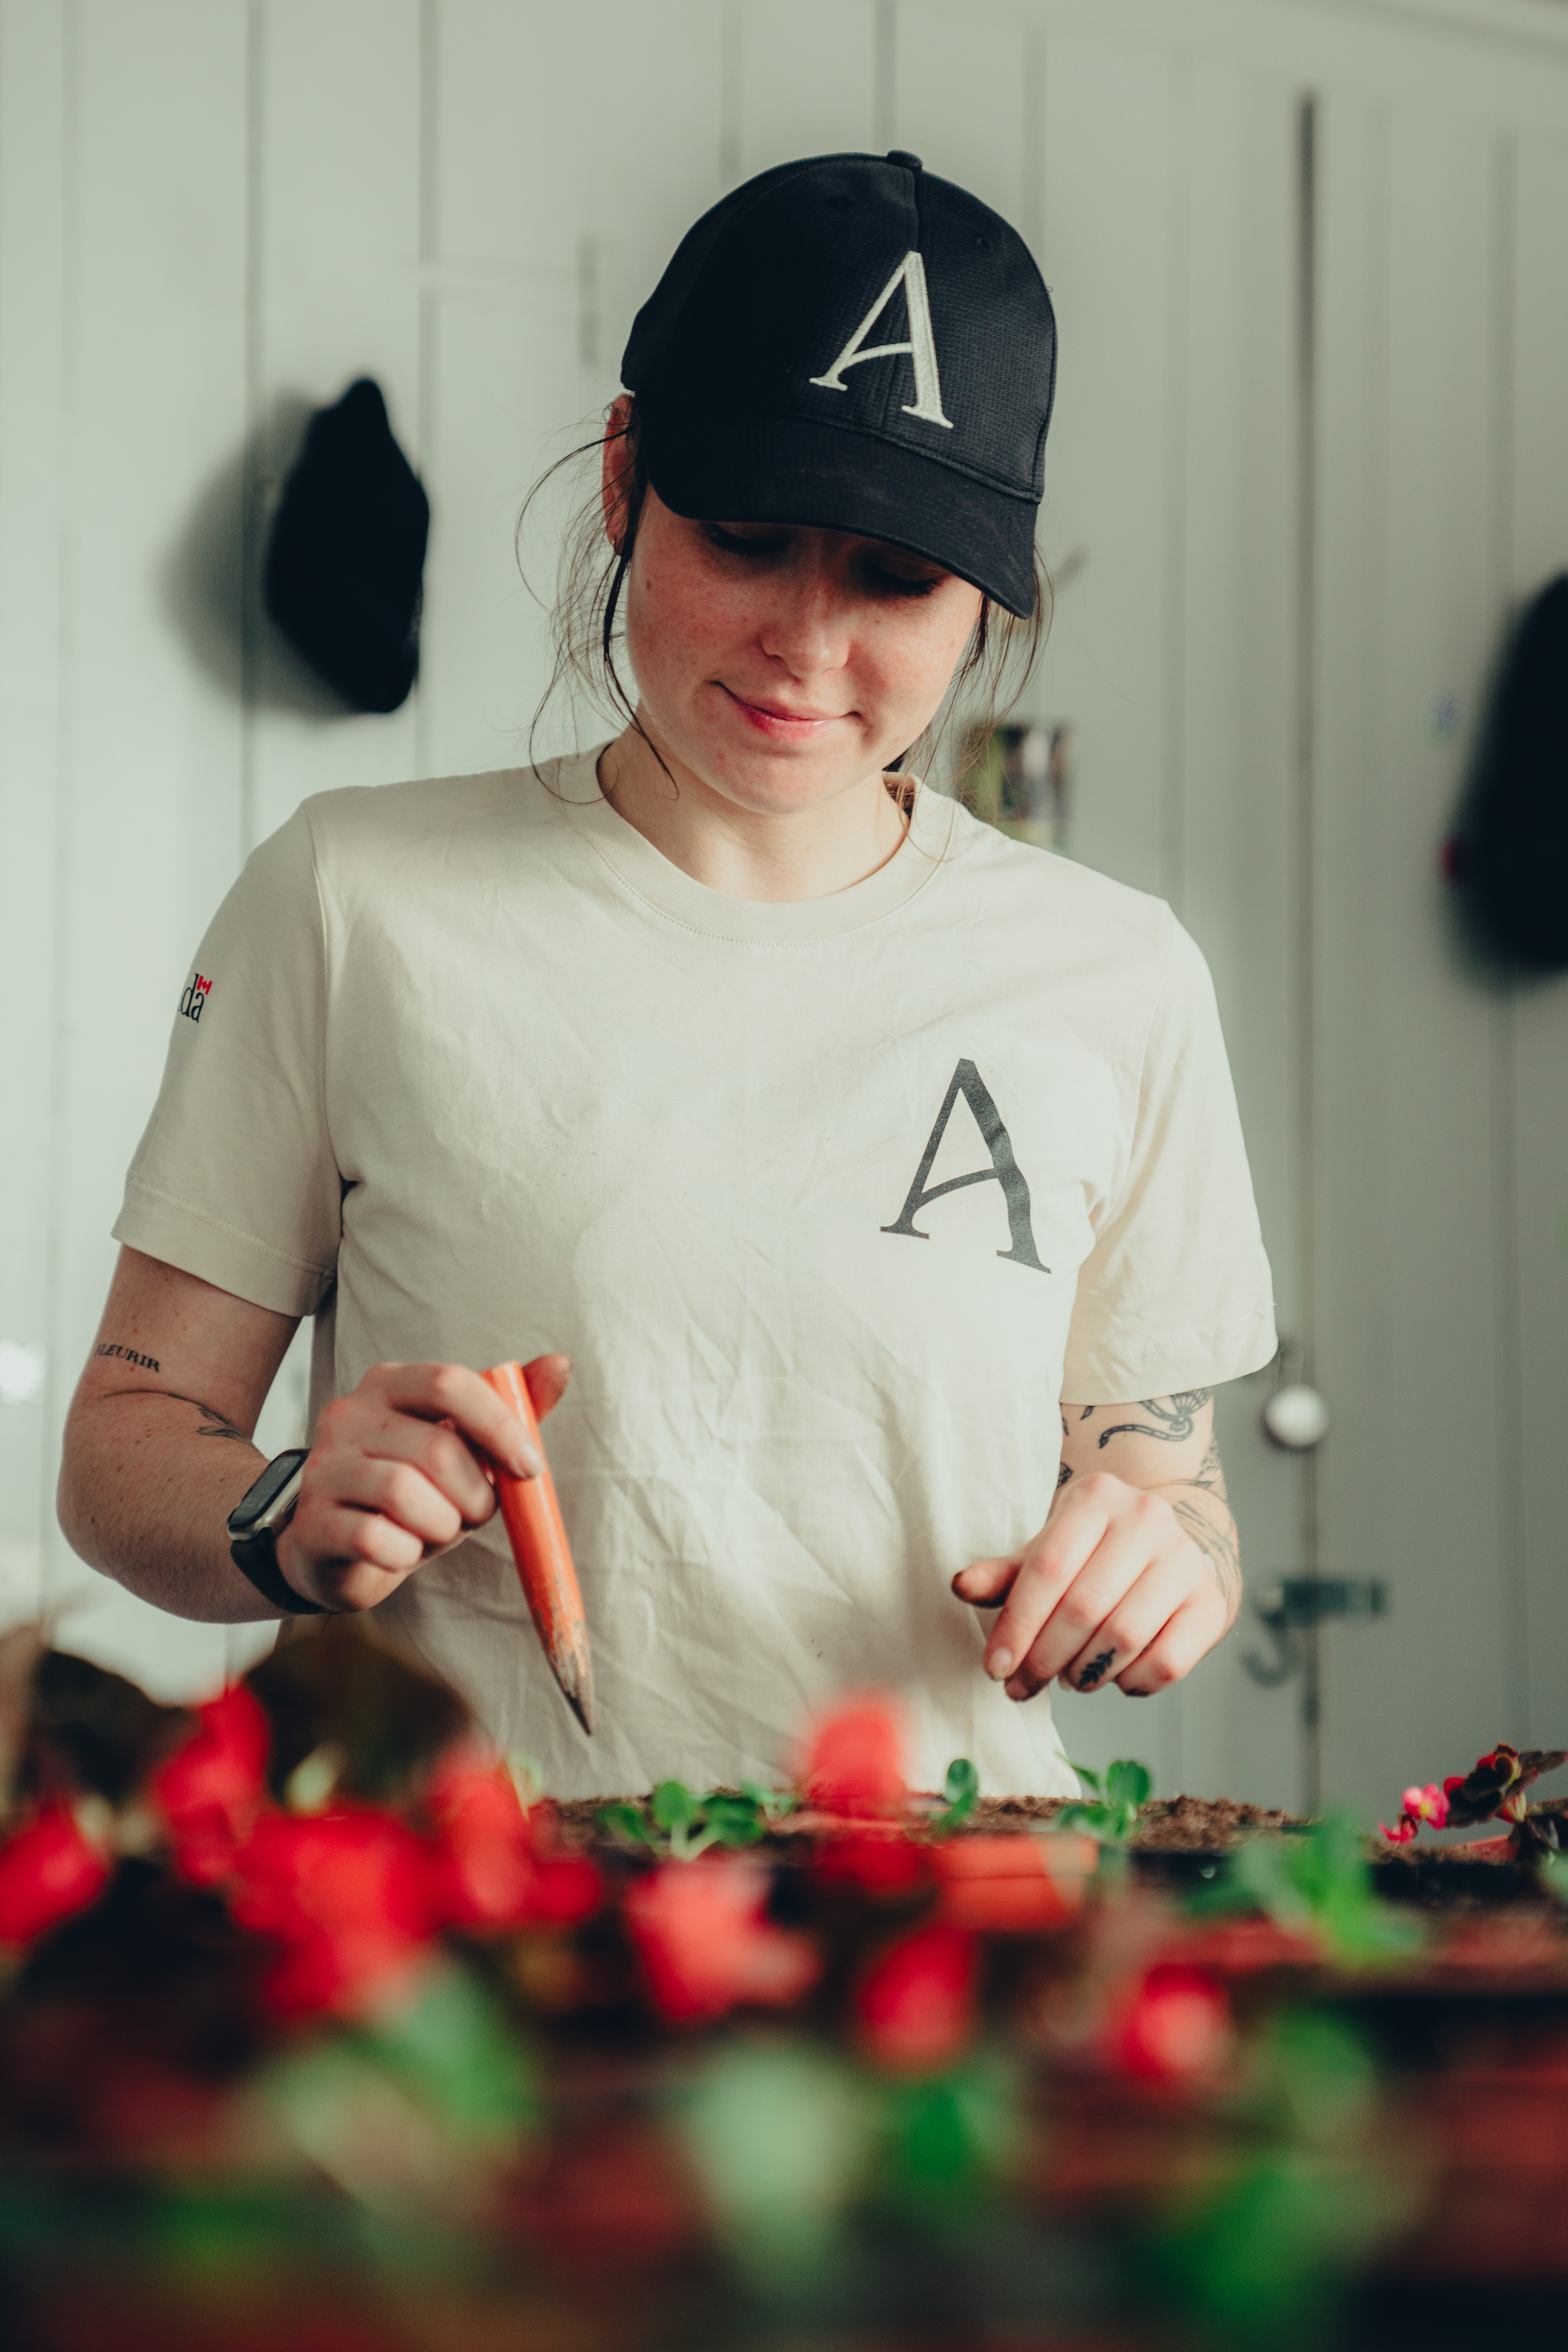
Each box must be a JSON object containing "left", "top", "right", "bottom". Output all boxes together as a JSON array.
[{"left": 757, "top": 572, "right": 852, "bottom": 678}]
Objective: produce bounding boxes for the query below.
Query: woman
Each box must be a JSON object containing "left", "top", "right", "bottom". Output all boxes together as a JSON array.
[{"left": 59, "top": 152, "right": 1275, "bottom": 1799}]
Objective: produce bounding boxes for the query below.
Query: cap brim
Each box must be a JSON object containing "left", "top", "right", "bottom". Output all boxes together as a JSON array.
[{"left": 634, "top": 395, "right": 1038, "bottom": 619}]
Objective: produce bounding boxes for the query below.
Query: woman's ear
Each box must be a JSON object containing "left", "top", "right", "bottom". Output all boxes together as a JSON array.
[{"left": 601, "top": 393, "right": 637, "bottom": 553}]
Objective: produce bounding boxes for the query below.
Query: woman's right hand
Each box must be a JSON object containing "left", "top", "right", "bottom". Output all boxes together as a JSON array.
[{"left": 274, "top": 1356, "right": 571, "bottom": 1614}]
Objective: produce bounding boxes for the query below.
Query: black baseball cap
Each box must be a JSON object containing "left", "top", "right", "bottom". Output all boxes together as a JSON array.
[{"left": 621, "top": 151, "right": 1056, "bottom": 619}]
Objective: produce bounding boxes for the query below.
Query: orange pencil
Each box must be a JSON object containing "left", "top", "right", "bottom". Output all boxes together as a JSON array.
[{"left": 481, "top": 1361, "right": 595, "bottom": 1736}]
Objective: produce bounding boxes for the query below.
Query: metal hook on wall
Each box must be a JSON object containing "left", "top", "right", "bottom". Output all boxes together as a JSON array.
[{"left": 1241, "top": 1578, "right": 1389, "bottom": 1689}]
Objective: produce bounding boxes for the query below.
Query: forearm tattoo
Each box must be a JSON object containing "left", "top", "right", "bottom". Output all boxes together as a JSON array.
[
  {"left": 166, "top": 1393, "right": 252, "bottom": 1444},
  {"left": 1171, "top": 1496, "right": 1242, "bottom": 1612},
  {"left": 1095, "top": 1389, "right": 1213, "bottom": 1449},
  {"left": 1190, "top": 1431, "right": 1228, "bottom": 1500},
  {"left": 95, "top": 1341, "right": 161, "bottom": 1372}
]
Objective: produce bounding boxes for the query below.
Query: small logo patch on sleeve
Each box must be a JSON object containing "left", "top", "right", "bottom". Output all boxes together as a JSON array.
[{"left": 179, "top": 972, "right": 212, "bottom": 1022}]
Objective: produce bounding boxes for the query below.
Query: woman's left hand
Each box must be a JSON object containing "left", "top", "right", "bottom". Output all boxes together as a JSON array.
[{"left": 950, "top": 1391, "right": 1242, "bottom": 1699}]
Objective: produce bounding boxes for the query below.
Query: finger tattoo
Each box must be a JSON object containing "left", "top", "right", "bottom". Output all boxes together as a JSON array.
[{"left": 1075, "top": 1647, "right": 1117, "bottom": 1690}]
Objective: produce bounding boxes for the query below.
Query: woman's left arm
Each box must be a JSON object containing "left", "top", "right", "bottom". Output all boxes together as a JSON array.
[{"left": 951, "top": 1390, "right": 1241, "bottom": 1700}]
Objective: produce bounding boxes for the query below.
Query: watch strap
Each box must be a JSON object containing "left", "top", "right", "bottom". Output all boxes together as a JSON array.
[{"left": 230, "top": 1523, "right": 329, "bottom": 1616}]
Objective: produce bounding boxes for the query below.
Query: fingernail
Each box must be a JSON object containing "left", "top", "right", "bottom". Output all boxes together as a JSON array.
[
  {"left": 987, "top": 1647, "right": 1013, "bottom": 1679},
  {"left": 1005, "top": 1676, "right": 1029, "bottom": 1702},
  {"left": 514, "top": 1446, "right": 542, "bottom": 1479}
]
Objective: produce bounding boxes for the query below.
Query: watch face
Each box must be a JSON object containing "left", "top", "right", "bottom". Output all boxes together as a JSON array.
[{"left": 232, "top": 1448, "right": 310, "bottom": 1534}]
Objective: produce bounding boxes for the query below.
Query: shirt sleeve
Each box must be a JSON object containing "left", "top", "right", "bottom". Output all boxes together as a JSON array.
[
  {"left": 112, "top": 805, "right": 341, "bottom": 1318},
  {"left": 1060, "top": 912, "right": 1277, "bottom": 1403}
]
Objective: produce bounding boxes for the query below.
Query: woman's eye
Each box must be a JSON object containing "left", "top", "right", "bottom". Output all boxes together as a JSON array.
[
  {"left": 705, "top": 525, "right": 787, "bottom": 557},
  {"left": 870, "top": 568, "right": 944, "bottom": 599}
]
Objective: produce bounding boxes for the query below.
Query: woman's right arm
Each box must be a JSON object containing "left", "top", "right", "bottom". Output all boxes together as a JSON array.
[{"left": 58, "top": 1245, "right": 552, "bottom": 1622}]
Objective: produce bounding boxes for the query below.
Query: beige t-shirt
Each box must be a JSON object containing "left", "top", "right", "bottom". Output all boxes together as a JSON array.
[{"left": 115, "top": 750, "right": 1276, "bottom": 1797}]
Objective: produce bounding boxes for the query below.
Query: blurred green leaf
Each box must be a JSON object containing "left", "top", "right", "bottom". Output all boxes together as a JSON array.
[
  {"left": 1157, "top": 2147, "right": 1397, "bottom": 2338},
  {"left": 365, "top": 1961, "right": 537, "bottom": 2144},
  {"left": 930, "top": 1756, "right": 980, "bottom": 1838},
  {"left": 258, "top": 1963, "right": 535, "bottom": 2219},
  {"left": 1056, "top": 1800, "right": 1115, "bottom": 1837},
  {"left": 598, "top": 1801, "right": 656, "bottom": 1846},
  {"left": 1259, "top": 2009, "right": 1380, "bottom": 2145},
  {"left": 740, "top": 1778, "right": 798, "bottom": 1821},
  {"left": 652, "top": 1779, "right": 699, "bottom": 1832},
  {"left": 701, "top": 1793, "right": 767, "bottom": 1848},
  {"left": 1155, "top": 2007, "right": 1403, "bottom": 2338},
  {"left": 682, "top": 2040, "right": 874, "bottom": 2285},
  {"left": 878, "top": 2057, "right": 1020, "bottom": 2220},
  {"left": 1536, "top": 1847, "right": 1568, "bottom": 1906},
  {"left": 1066, "top": 1760, "right": 1103, "bottom": 1796},
  {"left": 1106, "top": 1758, "right": 1152, "bottom": 1811}
]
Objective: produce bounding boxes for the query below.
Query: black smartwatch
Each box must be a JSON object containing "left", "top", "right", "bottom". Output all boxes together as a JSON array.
[{"left": 228, "top": 1448, "right": 327, "bottom": 1615}]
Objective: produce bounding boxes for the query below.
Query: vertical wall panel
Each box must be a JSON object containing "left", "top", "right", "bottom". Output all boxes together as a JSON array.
[
  {"left": 1034, "top": 35, "right": 1179, "bottom": 900},
  {"left": 893, "top": 0, "right": 1031, "bottom": 231},
  {"left": 1509, "top": 136, "right": 1568, "bottom": 1746},
  {"left": 44, "top": 0, "right": 250, "bottom": 1699},
  {"left": 0, "top": 0, "right": 66, "bottom": 1632},
  {"left": 731, "top": 0, "right": 878, "bottom": 181},
  {"left": 420, "top": 0, "right": 584, "bottom": 781},
  {"left": 1316, "top": 105, "right": 1515, "bottom": 1810},
  {"left": 1311, "top": 92, "right": 1398, "bottom": 1808},
  {"left": 423, "top": 0, "right": 724, "bottom": 784},
  {"left": 245, "top": 0, "right": 423, "bottom": 849}
]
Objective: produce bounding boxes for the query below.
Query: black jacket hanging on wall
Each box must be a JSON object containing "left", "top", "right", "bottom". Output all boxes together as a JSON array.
[
  {"left": 263, "top": 378, "right": 429, "bottom": 715},
  {"left": 1448, "top": 574, "right": 1568, "bottom": 976}
]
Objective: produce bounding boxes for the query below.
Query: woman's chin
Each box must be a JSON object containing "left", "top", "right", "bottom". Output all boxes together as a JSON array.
[
  {"left": 705, "top": 757, "right": 872, "bottom": 819},
  {"left": 678, "top": 723, "right": 890, "bottom": 816}
]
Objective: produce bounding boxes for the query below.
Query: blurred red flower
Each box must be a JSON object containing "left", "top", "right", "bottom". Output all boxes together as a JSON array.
[
  {"left": 799, "top": 1694, "right": 908, "bottom": 1818},
  {"left": 426, "top": 1752, "right": 600, "bottom": 1931},
  {"left": 229, "top": 1805, "right": 436, "bottom": 2016},
  {"left": 150, "top": 1683, "right": 270, "bottom": 1886},
  {"left": 855, "top": 1920, "right": 977, "bottom": 2072},
  {"left": 0, "top": 1801, "right": 110, "bottom": 1948},
  {"left": 1112, "top": 1963, "right": 1232, "bottom": 2082},
  {"left": 814, "top": 1831, "right": 930, "bottom": 1898},
  {"left": 528, "top": 1852, "right": 603, "bottom": 1928},
  {"left": 623, "top": 1855, "right": 819, "bottom": 2022},
  {"left": 931, "top": 1835, "right": 1079, "bottom": 1931}
]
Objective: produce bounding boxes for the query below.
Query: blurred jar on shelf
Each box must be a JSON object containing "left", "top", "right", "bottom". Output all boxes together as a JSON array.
[{"left": 964, "top": 722, "right": 1073, "bottom": 852}]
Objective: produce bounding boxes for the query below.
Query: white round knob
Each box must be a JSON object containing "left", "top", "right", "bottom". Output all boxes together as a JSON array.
[{"left": 1262, "top": 1382, "right": 1331, "bottom": 1451}]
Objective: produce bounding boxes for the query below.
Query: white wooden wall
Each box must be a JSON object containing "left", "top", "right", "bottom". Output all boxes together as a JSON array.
[{"left": 3, "top": 0, "right": 1567, "bottom": 1816}]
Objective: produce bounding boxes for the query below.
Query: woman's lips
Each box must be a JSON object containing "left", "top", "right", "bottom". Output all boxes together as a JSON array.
[{"left": 719, "top": 684, "right": 852, "bottom": 739}]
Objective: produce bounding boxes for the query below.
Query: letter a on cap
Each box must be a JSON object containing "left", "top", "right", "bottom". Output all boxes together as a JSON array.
[{"left": 809, "top": 252, "right": 954, "bottom": 428}]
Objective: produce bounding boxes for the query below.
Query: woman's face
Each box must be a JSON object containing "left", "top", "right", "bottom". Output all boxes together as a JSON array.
[{"left": 606, "top": 418, "right": 985, "bottom": 817}]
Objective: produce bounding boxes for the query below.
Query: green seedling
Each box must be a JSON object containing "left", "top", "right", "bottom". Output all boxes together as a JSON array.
[
  {"left": 1195, "top": 1812, "right": 1422, "bottom": 1963},
  {"left": 929, "top": 1756, "right": 980, "bottom": 1838},
  {"left": 599, "top": 1778, "right": 799, "bottom": 1860},
  {"left": 1057, "top": 1757, "right": 1152, "bottom": 1844}
]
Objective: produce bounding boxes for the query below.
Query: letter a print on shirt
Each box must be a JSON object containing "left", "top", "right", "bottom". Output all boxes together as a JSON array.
[
  {"left": 809, "top": 252, "right": 954, "bottom": 428},
  {"left": 881, "top": 1059, "right": 1048, "bottom": 1271}
]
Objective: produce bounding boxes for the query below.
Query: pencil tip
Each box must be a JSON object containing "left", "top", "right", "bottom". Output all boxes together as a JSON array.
[{"left": 567, "top": 1685, "right": 595, "bottom": 1736}]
